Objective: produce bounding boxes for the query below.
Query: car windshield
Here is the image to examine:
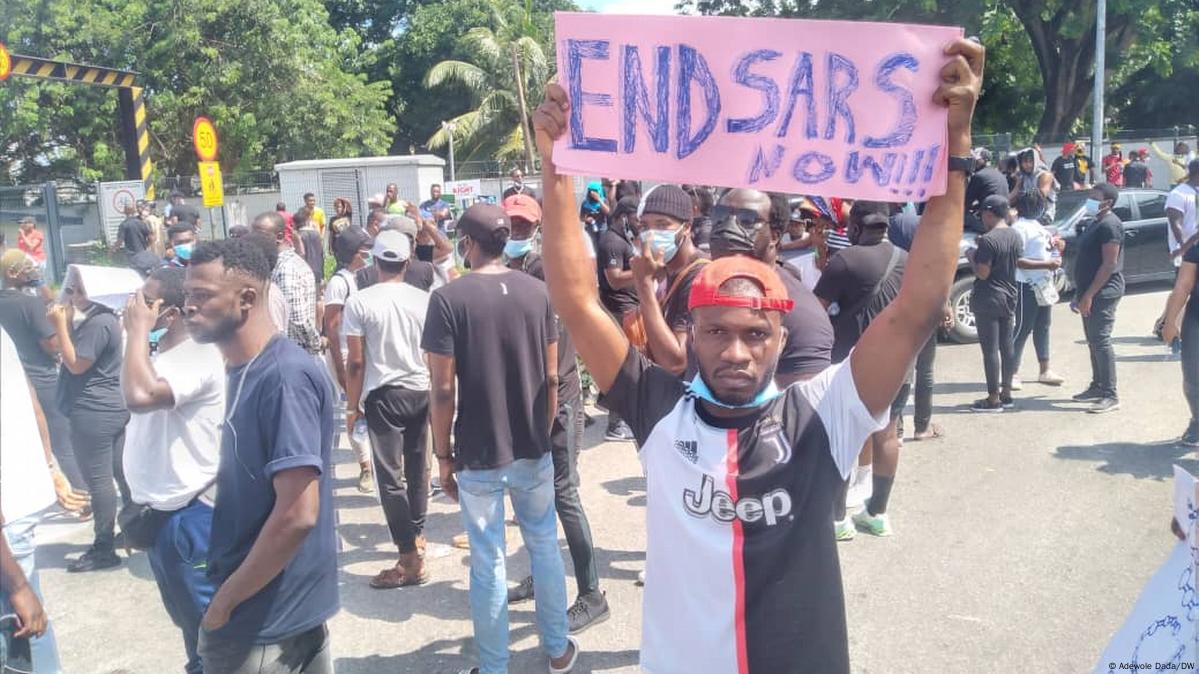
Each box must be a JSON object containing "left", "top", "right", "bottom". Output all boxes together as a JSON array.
[{"left": 1054, "top": 191, "right": 1088, "bottom": 226}]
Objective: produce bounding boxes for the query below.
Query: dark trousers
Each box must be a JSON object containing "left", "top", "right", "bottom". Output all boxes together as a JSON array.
[
  {"left": 913, "top": 334, "right": 936, "bottom": 433},
  {"left": 147, "top": 501, "right": 216, "bottom": 674},
  {"left": 1182, "top": 307, "right": 1199, "bottom": 421},
  {"left": 33, "top": 377, "right": 85, "bottom": 490},
  {"left": 976, "top": 312, "right": 1015, "bottom": 396},
  {"left": 1081, "top": 295, "right": 1121, "bottom": 398},
  {"left": 70, "top": 409, "right": 131, "bottom": 550},
  {"left": 198, "top": 623, "right": 331, "bottom": 674},
  {"left": 1012, "top": 282, "right": 1052, "bottom": 367},
  {"left": 552, "top": 393, "right": 599, "bottom": 596},
  {"left": 364, "top": 385, "right": 429, "bottom": 554}
]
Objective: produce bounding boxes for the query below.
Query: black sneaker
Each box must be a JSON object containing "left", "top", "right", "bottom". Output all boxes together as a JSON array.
[
  {"left": 604, "top": 421, "right": 635, "bottom": 443},
  {"left": 567, "top": 590, "right": 610, "bottom": 634},
  {"left": 1087, "top": 397, "right": 1120, "bottom": 414},
  {"left": 1072, "top": 386, "right": 1104, "bottom": 402},
  {"left": 67, "top": 546, "right": 121, "bottom": 573},
  {"left": 1182, "top": 420, "right": 1199, "bottom": 448},
  {"left": 507, "top": 575, "right": 535, "bottom": 604},
  {"left": 999, "top": 394, "right": 1015, "bottom": 409},
  {"left": 970, "top": 399, "right": 1004, "bottom": 413}
]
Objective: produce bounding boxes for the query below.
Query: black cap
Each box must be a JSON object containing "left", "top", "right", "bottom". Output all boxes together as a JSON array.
[
  {"left": 981, "top": 194, "right": 1010, "bottom": 217},
  {"left": 458, "top": 203, "right": 510, "bottom": 244},
  {"left": 332, "top": 226, "right": 372, "bottom": 266},
  {"left": 639, "top": 185, "right": 692, "bottom": 223},
  {"left": 1094, "top": 182, "right": 1120, "bottom": 203},
  {"left": 612, "top": 196, "right": 640, "bottom": 221},
  {"left": 849, "top": 201, "right": 891, "bottom": 228}
]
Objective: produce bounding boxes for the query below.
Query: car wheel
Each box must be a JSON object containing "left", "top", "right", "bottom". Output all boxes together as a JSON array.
[{"left": 947, "top": 275, "right": 978, "bottom": 343}]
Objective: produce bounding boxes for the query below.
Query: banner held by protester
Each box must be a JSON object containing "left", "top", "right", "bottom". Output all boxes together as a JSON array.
[{"left": 552, "top": 12, "right": 963, "bottom": 201}]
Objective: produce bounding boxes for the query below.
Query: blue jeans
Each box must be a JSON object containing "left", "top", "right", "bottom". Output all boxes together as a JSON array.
[
  {"left": 457, "top": 454, "right": 569, "bottom": 674},
  {"left": 146, "top": 500, "right": 217, "bottom": 674},
  {"left": 1, "top": 515, "right": 61, "bottom": 674}
]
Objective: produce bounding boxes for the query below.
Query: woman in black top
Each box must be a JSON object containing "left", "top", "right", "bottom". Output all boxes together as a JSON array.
[
  {"left": 1162, "top": 244, "right": 1199, "bottom": 446},
  {"left": 50, "top": 286, "right": 130, "bottom": 572}
]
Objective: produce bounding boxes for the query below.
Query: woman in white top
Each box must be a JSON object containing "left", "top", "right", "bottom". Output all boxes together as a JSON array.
[{"left": 1010, "top": 191, "right": 1066, "bottom": 389}]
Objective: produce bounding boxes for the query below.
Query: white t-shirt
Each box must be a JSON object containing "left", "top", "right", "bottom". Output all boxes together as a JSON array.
[
  {"left": 0, "top": 329, "right": 56, "bottom": 524},
  {"left": 342, "top": 281, "right": 431, "bottom": 410},
  {"left": 323, "top": 268, "right": 358, "bottom": 360},
  {"left": 123, "top": 337, "right": 225, "bottom": 511},
  {"left": 1166, "top": 183, "right": 1198, "bottom": 264},
  {"left": 1012, "top": 217, "right": 1052, "bottom": 284}
]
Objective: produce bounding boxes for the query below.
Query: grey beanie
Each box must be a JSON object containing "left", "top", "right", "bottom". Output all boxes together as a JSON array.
[{"left": 638, "top": 184, "right": 692, "bottom": 224}]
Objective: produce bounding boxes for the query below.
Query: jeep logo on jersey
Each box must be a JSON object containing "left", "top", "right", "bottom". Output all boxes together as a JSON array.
[{"left": 683, "top": 474, "right": 793, "bottom": 526}]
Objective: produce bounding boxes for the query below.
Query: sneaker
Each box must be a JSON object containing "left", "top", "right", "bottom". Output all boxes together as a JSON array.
[
  {"left": 1038, "top": 371, "right": 1065, "bottom": 386},
  {"left": 970, "top": 398, "right": 1004, "bottom": 413},
  {"left": 635, "top": 569, "right": 646, "bottom": 586},
  {"left": 834, "top": 517, "right": 856, "bottom": 541},
  {"left": 1088, "top": 397, "right": 1120, "bottom": 414},
  {"left": 67, "top": 546, "right": 121, "bottom": 573},
  {"left": 604, "top": 421, "right": 635, "bottom": 443},
  {"left": 549, "top": 636, "right": 581, "bottom": 674},
  {"left": 1072, "top": 386, "right": 1104, "bottom": 402},
  {"left": 1182, "top": 420, "right": 1199, "bottom": 448},
  {"left": 1010, "top": 375, "right": 1023, "bottom": 391},
  {"left": 852, "top": 509, "right": 894, "bottom": 537},
  {"left": 508, "top": 575, "right": 535, "bottom": 604},
  {"left": 567, "top": 590, "right": 610, "bottom": 634},
  {"left": 357, "top": 468, "right": 375, "bottom": 494},
  {"left": 999, "top": 394, "right": 1015, "bottom": 409}
]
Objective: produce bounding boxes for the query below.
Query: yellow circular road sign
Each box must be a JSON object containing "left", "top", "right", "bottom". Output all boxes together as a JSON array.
[
  {"left": 192, "top": 116, "right": 219, "bottom": 161},
  {"left": 0, "top": 44, "right": 12, "bottom": 82}
]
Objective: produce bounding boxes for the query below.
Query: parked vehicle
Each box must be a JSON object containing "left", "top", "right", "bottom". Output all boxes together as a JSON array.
[{"left": 944, "top": 188, "right": 1175, "bottom": 343}]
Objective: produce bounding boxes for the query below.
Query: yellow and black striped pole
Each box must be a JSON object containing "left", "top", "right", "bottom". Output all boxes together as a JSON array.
[{"left": 3, "top": 49, "right": 153, "bottom": 198}]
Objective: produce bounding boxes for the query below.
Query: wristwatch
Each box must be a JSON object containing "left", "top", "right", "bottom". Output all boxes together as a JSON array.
[{"left": 947, "top": 155, "right": 975, "bottom": 177}]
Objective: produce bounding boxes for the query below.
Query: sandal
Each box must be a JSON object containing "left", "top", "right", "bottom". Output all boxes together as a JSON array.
[
  {"left": 369, "top": 564, "right": 429, "bottom": 589},
  {"left": 909, "top": 423, "right": 946, "bottom": 442}
]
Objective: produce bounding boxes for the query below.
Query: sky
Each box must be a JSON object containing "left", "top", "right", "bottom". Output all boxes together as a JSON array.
[{"left": 583, "top": 0, "right": 682, "bottom": 15}]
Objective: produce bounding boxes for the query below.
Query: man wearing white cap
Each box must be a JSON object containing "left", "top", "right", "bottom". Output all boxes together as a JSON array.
[{"left": 343, "top": 231, "right": 433, "bottom": 589}]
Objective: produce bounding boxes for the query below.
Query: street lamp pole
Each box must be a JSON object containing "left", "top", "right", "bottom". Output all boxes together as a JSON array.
[
  {"left": 1091, "top": 0, "right": 1106, "bottom": 175},
  {"left": 442, "top": 120, "right": 457, "bottom": 182}
]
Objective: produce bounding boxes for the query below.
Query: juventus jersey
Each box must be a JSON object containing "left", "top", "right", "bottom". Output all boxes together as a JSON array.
[{"left": 605, "top": 348, "right": 886, "bottom": 673}]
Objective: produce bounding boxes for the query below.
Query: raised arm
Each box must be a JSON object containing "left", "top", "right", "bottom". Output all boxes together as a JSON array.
[
  {"left": 122, "top": 291, "right": 176, "bottom": 411},
  {"left": 851, "top": 38, "right": 985, "bottom": 416},
  {"left": 534, "top": 84, "right": 631, "bottom": 393}
]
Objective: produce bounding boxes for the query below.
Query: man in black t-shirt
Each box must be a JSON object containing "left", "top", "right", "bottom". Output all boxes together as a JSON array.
[
  {"left": 420, "top": 203, "right": 578, "bottom": 674},
  {"left": 117, "top": 205, "right": 152, "bottom": 261},
  {"left": 501, "top": 193, "right": 609, "bottom": 632},
  {"left": 1051, "top": 143, "right": 1084, "bottom": 192},
  {"left": 596, "top": 197, "right": 641, "bottom": 320},
  {"left": 1071, "top": 182, "right": 1126, "bottom": 413},
  {"left": 1160, "top": 244, "right": 1199, "bottom": 445},
  {"left": 532, "top": 40, "right": 984, "bottom": 671},
  {"left": 965, "top": 148, "right": 1010, "bottom": 232},
  {"left": 968, "top": 195, "right": 1024, "bottom": 411},
  {"left": 168, "top": 191, "right": 202, "bottom": 230}
]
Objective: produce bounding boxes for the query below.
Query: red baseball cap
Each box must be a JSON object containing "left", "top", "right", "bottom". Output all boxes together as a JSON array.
[
  {"left": 688, "top": 256, "right": 795, "bottom": 313},
  {"left": 502, "top": 193, "right": 541, "bottom": 223}
]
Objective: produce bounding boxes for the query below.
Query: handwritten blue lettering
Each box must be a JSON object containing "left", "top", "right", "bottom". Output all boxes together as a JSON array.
[
  {"left": 792, "top": 151, "right": 836, "bottom": 184},
  {"left": 864, "top": 53, "right": 918, "bottom": 149},
  {"left": 726, "top": 50, "right": 782, "bottom": 134},
  {"left": 906, "top": 149, "right": 926, "bottom": 184},
  {"left": 676, "top": 44, "right": 722, "bottom": 159},
  {"left": 747, "top": 144, "right": 786, "bottom": 184},
  {"left": 621, "top": 45, "right": 671, "bottom": 153},
  {"left": 567, "top": 39, "right": 617, "bottom": 153},
  {"left": 774, "top": 52, "right": 815, "bottom": 140},
  {"left": 824, "top": 53, "right": 858, "bottom": 145},
  {"left": 922, "top": 144, "right": 941, "bottom": 183}
]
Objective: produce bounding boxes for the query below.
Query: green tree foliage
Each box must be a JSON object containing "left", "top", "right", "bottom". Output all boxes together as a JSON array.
[
  {"left": 683, "top": 0, "right": 1198, "bottom": 143},
  {"left": 1, "top": 0, "right": 394, "bottom": 183}
]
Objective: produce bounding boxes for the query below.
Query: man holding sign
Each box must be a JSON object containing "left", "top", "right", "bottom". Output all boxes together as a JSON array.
[{"left": 535, "top": 22, "right": 983, "bottom": 673}]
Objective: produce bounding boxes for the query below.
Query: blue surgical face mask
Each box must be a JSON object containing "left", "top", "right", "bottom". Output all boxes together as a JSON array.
[
  {"left": 504, "top": 237, "right": 535, "bottom": 260},
  {"left": 1083, "top": 198, "right": 1100, "bottom": 216},
  {"left": 149, "top": 328, "right": 167, "bottom": 345},
  {"left": 688, "top": 375, "right": 781, "bottom": 410},
  {"left": 640, "top": 229, "right": 681, "bottom": 263},
  {"left": 173, "top": 242, "right": 193, "bottom": 261}
]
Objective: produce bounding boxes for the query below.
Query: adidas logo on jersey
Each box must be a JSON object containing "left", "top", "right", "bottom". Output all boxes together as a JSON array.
[
  {"left": 675, "top": 440, "right": 698, "bottom": 464},
  {"left": 683, "top": 474, "right": 793, "bottom": 526}
]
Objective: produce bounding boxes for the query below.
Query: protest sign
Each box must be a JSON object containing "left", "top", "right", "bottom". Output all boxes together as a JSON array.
[
  {"left": 1092, "top": 466, "right": 1198, "bottom": 672},
  {"left": 551, "top": 13, "right": 963, "bottom": 201},
  {"left": 61, "top": 264, "right": 144, "bottom": 312}
]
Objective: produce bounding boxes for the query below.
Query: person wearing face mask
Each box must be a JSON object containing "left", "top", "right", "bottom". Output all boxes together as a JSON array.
[
  {"left": 167, "top": 224, "right": 196, "bottom": 268},
  {"left": 501, "top": 193, "right": 611, "bottom": 633},
  {"left": 323, "top": 226, "right": 376, "bottom": 493},
  {"left": 1070, "top": 182, "right": 1126, "bottom": 414},
  {"left": 49, "top": 282, "right": 131, "bottom": 572},
  {"left": 597, "top": 196, "right": 642, "bottom": 442},
  {"left": 629, "top": 184, "right": 709, "bottom": 377},
  {"left": 120, "top": 266, "right": 224, "bottom": 674}
]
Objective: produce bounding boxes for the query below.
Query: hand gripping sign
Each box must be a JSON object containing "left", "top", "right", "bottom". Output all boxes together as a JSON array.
[{"left": 551, "top": 13, "right": 964, "bottom": 201}]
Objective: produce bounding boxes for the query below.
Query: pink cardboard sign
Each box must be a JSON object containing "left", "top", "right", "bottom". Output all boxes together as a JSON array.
[{"left": 552, "top": 12, "right": 964, "bottom": 201}]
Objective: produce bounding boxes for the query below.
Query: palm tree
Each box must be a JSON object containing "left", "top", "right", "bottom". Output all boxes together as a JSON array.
[{"left": 424, "top": 0, "right": 550, "bottom": 170}]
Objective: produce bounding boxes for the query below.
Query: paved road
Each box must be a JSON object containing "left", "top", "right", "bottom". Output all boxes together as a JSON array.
[{"left": 33, "top": 286, "right": 1189, "bottom": 673}]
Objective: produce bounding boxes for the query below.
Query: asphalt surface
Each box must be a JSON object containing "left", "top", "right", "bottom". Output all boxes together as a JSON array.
[{"left": 32, "top": 285, "right": 1190, "bottom": 673}]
